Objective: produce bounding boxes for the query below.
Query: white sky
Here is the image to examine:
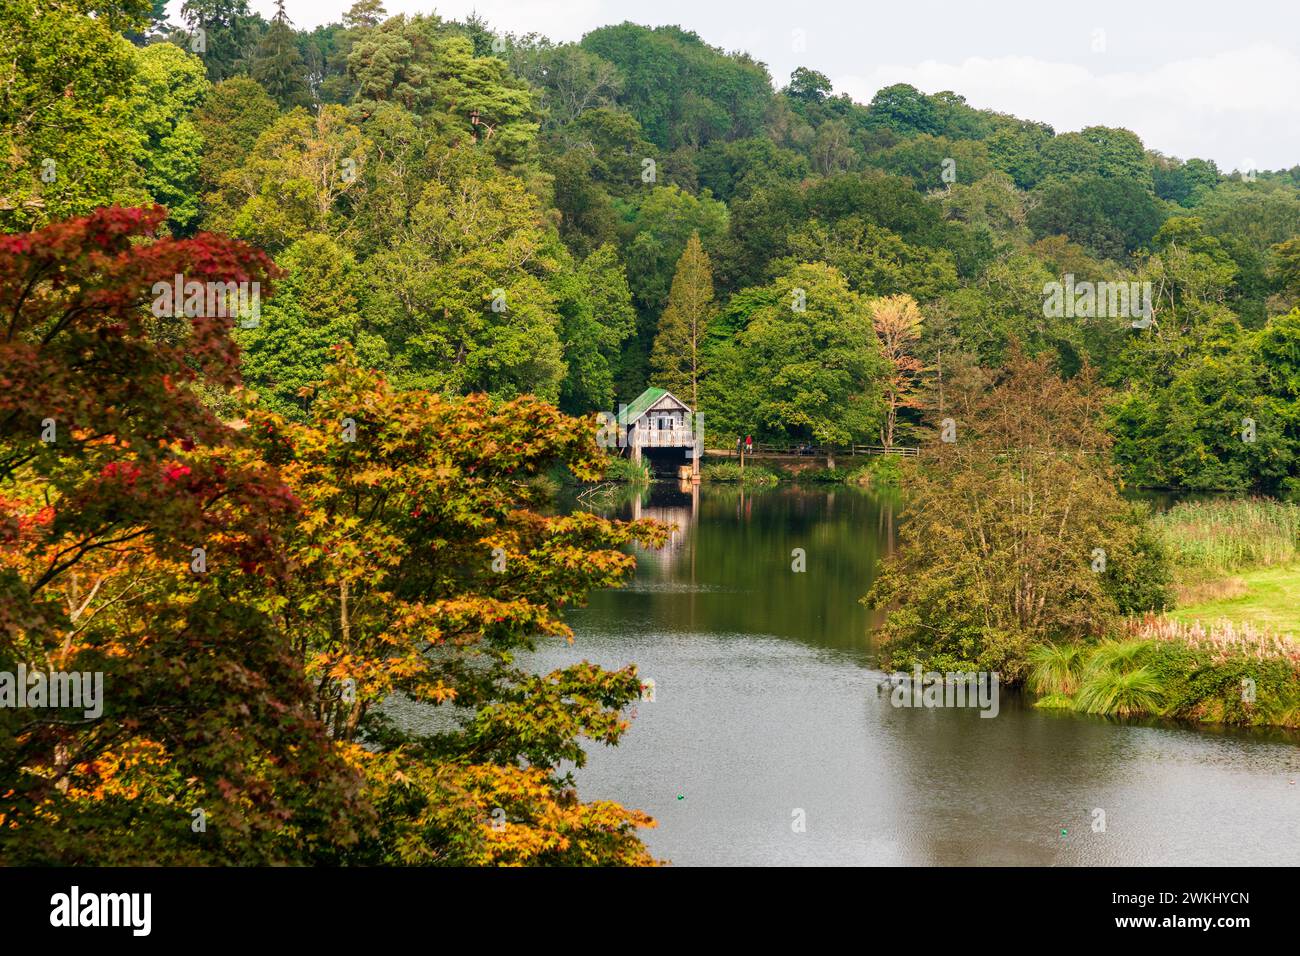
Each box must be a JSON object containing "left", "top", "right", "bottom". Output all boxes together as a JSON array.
[{"left": 169, "top": 0, "right": 1300, "bottom": 172}]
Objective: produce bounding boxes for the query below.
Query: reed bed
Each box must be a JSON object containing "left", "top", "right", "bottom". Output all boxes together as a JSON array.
[{"left": 1151, "top": 498, "right": 1300, "bottom": 575}]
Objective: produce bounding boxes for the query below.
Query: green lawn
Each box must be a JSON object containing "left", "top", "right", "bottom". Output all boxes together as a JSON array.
[{"left": 1171, "top": 564, "right": 1300, "bottom": 637}]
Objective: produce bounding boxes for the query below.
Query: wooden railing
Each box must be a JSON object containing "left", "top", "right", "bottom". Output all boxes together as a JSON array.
[
  {"left": 851, "top": 444, "right": 920, "bottom": 457},
  {"left": 631, "top": 428, "right": 698, "bottom": 448},
  {"left": 710, "top": 443, "right": 919, "bottom": 458}
]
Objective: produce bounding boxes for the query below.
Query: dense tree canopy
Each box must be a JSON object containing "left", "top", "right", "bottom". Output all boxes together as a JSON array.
[{"left": 6, "top": 0, "right": 1290, "bottom": 486}]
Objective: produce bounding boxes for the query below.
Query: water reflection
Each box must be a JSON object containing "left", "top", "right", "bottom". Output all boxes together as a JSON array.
[
  {"left": 570, "top": 483, "right": 899, "bottom": 655},
  {"left": 530, "top": 483, "right": 1300, "bottom": 866}
]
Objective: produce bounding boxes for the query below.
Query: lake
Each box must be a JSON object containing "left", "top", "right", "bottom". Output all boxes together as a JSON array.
[{"left": 522, "top": 482, "right": 1300, "bottom": 866}]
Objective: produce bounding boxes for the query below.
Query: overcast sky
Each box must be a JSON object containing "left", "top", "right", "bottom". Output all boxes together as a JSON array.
[{"left": 178, "top": 0, "right": 1300, "bottom": 171}]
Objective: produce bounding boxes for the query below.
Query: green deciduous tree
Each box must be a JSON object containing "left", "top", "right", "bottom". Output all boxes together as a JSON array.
[
  {"left": 0, "top": 0, "right": 150, "bottom": 229},
  {"left": 730, "top": 263, "right": 884, "bottom": 464},
  {"left": 237, "top": 233, "right": 387, "bottom": 418},
  {"left": 511, "top": 42, "right": 623, "bottom": 129},
  {"left": 622, "top": 185, "right": 728, "bottom": 315},
  {"left": 778, "top": 216, "right": 960, "bottom": 302},
  {"left": 193, "top": 76, "right": 281, "bottom": 196},
  {"left": 554, "top": 244, "right": 637, "bottom": 414},
  {"left": 1028, "top": 174, "right": 1165, "bottom": 260},
  {"left": 785, "top": 67, "right": 832, "bottom": 104},
  {"left": 348, "top": 19, "right": 537, "bottom": 167},
  {"left": 129, "top": 42, "right": 210, "bottom": 233},
  {"left": 580, "top": 23, "right": 772, "bottom": 150},
  {"left": 364, "top": 143, "right": 565, "bottom": 400},
  {"left": 209, "top": 105, "right": 366, "bottom": 251}
]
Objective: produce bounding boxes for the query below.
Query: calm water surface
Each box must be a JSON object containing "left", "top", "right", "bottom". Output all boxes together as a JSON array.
[{"left": 519, "top": 483, "right": 1300, "bottom": 866}]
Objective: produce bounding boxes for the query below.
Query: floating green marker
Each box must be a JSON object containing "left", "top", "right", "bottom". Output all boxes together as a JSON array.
[
  {"left": 677, "top": 794, "right": 684, "bottom": 800},
  {"left": 1060, "top": 828, "right": 1068, "bottom": 836}
]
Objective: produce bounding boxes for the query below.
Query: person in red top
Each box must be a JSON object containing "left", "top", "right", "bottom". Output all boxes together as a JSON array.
[{"left": 744, "top": 435, "right": 753, "bottom": 454}]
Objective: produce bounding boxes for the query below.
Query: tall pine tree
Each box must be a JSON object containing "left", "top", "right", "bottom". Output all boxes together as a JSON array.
[
  {"left": 180, "top": 0, "right": 259, "bottom": 82},
  {"left": 650, "top": 232, "right": 714, "bottom": 408},
  {"left": 250, "top": 0, "right": 310, "bottom": 109}
]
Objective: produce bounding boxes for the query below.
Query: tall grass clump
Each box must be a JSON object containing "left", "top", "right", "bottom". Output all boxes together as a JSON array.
[
  {"left": 603, "top": 455, "right": 651, "bottom": 484},
  {"left": 1083, "top": 639, "right": 1155, "bottom": 676},
  {"left": 1028, "top": 629, "right": 1300, "bottom": 727},
  {"left": 1074, "top": 666, "right": 1166, "bottom": 717},
  {"left": 1069, "top": 640, "right": 1167, "bottom": 717},
  {"left": 1029, "top": 639, "right": 1168, "bottom": 717},
  {"left": 1152, "top": 498, "right": 1300, "bottom": 575},
  {"left": 1027, "top": 643, "right": 1086, "bottom": 696}
]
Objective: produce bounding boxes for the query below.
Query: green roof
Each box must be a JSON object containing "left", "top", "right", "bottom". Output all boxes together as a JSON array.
[{"left": 617, "top": 387, "right": 690, "bottom": 425}]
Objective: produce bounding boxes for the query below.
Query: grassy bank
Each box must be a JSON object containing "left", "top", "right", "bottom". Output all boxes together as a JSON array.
[
  {"left": 1031, "top": 498, "right": 1300, "bottom": 728},
  {"left": 1169, "top": 564, "right": 1300, "bottom": 637},
  {"left": 700, "top": 455, "right": 904, "bottom": 488},
  {"left": 794, "top": 456, "right": 904, "bottom": 488},
  {"left": 699, "top": 461, "right": 781, "bottom": 485},
  {"left": 1155, "top": 498, "right": 1300, "bottom": 637}
]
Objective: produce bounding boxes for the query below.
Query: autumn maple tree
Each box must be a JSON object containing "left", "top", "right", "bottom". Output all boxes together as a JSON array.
[
  {"left": 251, "top": 350, "right": 668, "bottom": 864},
  {"left": 0, "top": 206, "right": 368, "bottom": 863},
  {"left": 0, "top": 206, "right": 667, "bottom": 865}
]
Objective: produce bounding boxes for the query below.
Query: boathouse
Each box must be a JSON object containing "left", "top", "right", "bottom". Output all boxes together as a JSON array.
[{"left": 617, "top": 387, "right": 699, "bottom": 477}]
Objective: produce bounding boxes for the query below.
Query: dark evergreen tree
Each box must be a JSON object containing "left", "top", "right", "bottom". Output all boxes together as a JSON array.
[
  {"left": 250, "top": 0, "right": 311, "bottom": 109},
  {"left": 179, "top": 0, "right": 261, "bottom": 82}
]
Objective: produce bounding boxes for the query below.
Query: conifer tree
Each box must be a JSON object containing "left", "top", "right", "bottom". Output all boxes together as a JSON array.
[
  {"left": 250, "top": 0, "right": 310, "bottom": 109},
  {"left": 650, "top": 232, "right": 714, "bottom": 408}
]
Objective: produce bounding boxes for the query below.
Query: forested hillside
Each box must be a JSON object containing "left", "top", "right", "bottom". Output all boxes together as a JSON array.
[{"left": 8, "top": 0, "right": 1300, "bottom": 492}]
